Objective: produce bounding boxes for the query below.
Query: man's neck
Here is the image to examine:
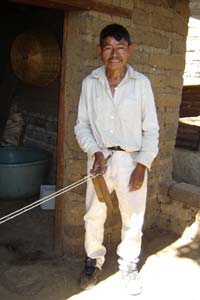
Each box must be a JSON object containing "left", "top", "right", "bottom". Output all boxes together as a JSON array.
[
  {"left": 106, "top": 66, "right": 127, "bottom": 82},
  {"left": 106, "top": 66, "right": 127, "bottom": 96}
]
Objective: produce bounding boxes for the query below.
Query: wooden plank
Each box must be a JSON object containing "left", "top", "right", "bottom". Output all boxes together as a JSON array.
[
  {"left": 176, "top": 134, "right": 199, "bottom": 141},
  {"left": 54, "top": 10, "right": 68, "bottom": 256},
  {"left": 181, "top": 102, "right": 200, "bottom": 107},
  {"left": 175, "top": 140, "right": 199, "bottom": 150},
  {"left": 180, "top": 109, "right": 200, "bottom": 116},
  {"left": 92, "top": 175, "right": 113, "bottom": 213},
  {"left": 180, "top": 85, "right": 200, "bottom": 117},
  {"left": 182, "top": 95, "right": 200, "bottom": 101},
  {"left": 176, "top": 121, "right": 200, "bottom": 150},
  {"left": 183, "top": 85, "right": 200, "bottom": 92},
  {"left": 11, "top": 0, "right": 132, "bottom": 18},
  {"left": 181, "top": 98, "right": 200, "bottom": 104}
]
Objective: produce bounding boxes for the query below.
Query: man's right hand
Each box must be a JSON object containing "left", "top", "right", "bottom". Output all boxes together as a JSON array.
[{"left": 92, "top": 151, "right": 107, "bottom": 175}]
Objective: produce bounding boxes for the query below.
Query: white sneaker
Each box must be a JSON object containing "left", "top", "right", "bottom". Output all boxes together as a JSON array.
[{"left": 121, "top": 269, "right": 142, "bottom": 295}]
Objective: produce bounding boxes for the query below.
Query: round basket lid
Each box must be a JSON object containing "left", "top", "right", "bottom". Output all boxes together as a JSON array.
[{"left": 11, "top": 29, "right": 61, "bottom": 86}]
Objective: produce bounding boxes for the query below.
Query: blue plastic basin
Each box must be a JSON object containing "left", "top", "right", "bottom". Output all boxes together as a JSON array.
[{"left": 0, "top": 147, "right": 51, "bottom": 199}]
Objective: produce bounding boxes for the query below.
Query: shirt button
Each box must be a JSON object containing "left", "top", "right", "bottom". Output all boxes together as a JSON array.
[
  {"left": 110, "top": 130, "right": 113, "bottom": 134},
  {"left": 111, "top": 116, "right": 114, "bottom": 119}
]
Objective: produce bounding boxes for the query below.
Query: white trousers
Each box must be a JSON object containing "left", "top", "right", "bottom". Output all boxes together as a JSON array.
[{"left": 84, "top": 151, "right": 147, "bottom": 271}]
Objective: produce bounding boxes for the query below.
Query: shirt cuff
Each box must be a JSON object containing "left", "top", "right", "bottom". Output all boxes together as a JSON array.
[
  {"left": 134, "top": 152, "right": 154, "bottom": 171},
  {"left": 87, "top": 145, "right": 101, "bottom": 158}
]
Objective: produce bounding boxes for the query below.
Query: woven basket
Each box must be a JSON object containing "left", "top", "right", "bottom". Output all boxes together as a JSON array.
[{"left": 11, "top": 29, "right": 61, "bottom": 86}]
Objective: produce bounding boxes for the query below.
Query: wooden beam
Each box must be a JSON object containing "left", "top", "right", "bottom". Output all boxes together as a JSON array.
[
  {"left": 55, "top": 10, "right": 68, "bottom": 256},
  {"left": 11, "top": 0, "right": 132, "bottom": 18}
]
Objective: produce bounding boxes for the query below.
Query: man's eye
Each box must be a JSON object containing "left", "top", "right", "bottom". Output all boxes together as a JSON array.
[{"left": 104, "top": 47, "right": 112, "bottom": 51}]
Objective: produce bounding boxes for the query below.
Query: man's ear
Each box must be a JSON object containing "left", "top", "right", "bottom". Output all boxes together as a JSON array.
[
  {"left": 97, "top": 45, "right": 102, "bottom": 55},
  {"left": 129, "top": 43, "right": 134, "bottom": 54}
]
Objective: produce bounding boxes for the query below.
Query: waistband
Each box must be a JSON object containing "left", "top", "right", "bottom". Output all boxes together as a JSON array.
[{"left": 107, "top": 146, "right": 125, "bottom": 151}]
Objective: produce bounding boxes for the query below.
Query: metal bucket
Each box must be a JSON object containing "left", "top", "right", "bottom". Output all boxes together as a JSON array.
[{"left": 0, "top": 147, "right": 51, "bottom": 199}]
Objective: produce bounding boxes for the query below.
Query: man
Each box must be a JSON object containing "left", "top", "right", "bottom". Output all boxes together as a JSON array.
[{"left": 74, "top": 24, "right": 159, "bottom": 295}]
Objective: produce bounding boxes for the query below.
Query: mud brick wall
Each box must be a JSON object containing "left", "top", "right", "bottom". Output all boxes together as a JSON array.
[{"left": 61, "top": 0, "right": 189, "bottom": 256}]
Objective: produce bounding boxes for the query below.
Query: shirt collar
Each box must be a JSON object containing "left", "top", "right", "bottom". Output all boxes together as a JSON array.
[
  {"left": 126, "top": 64, "right": 138, "bottom": 79},
  {"left": 91, "top": 64, "right": 138, "bottom": 81},
  {"left": 91, "top": 66, "right": 106, "bottom": 80}
]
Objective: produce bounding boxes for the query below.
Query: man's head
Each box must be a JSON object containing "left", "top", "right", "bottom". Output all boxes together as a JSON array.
[
  {"left": 98, "top": 24, "right": 133, "bottom": 71},
  {"left": 99, "top": 24, "right": 131, "bottom": 47}
]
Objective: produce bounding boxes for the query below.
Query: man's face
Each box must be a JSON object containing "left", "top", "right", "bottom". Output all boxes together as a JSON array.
[{"left": 98, "top": 36, "right": 132, "bottom": 70}]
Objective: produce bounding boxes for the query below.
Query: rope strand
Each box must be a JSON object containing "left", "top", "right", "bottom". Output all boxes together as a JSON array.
[
  {"left": 0, "top": 174, "right": 92, "bottom": 221},
  {"left": 0, "top": 173, "right": 99, "bottom": 225}
]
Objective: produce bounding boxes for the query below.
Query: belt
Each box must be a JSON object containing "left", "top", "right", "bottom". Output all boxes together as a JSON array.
[{"left": 107, "top": 146, "right": 125, "bottom": 151}]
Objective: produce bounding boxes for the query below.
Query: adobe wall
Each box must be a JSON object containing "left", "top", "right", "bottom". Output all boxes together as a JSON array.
[{"left": 61, "top": 0, "right": 190, "bottom": 256}]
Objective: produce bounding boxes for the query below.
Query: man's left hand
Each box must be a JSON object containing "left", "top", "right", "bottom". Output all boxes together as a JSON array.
[{"left": 129, "top": 163, "right": 146, "bottom": 191}]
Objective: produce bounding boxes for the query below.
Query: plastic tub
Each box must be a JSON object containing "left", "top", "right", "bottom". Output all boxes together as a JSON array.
[{"left": 0, "top": 147, "right": 51, "bottom": 199}]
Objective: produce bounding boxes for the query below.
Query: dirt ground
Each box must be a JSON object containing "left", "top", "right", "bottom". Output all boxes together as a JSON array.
[{"left": 0, "top": 198, "right": 199, "bottom": 300}]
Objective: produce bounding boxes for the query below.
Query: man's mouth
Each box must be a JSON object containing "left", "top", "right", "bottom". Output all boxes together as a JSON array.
[{"left": 109, "top": 60, "right": 121, "bottom": 63}]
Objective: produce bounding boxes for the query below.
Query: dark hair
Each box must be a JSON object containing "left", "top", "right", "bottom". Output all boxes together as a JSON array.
[{"left": 100, "top": 23, "right": 131, "bottom": 46}]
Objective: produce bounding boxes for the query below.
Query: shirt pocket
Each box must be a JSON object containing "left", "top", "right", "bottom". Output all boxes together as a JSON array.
[{"left": 117, "top": 97, "right": 138, "bottom": 121}]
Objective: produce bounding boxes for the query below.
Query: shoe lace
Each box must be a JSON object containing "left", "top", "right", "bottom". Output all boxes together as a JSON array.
[
  {"left": 85, "top": 257, "right": 96, "bottom": 267},
  {"left": 124, "top": 270, "right": 138, "bottom": 281}
]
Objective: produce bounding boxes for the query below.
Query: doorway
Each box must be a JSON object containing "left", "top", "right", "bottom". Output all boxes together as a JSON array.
[{"left": 0, "top": 1, "right": 64, "bottom": 256}]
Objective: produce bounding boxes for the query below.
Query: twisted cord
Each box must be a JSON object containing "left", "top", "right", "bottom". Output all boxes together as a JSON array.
[{"left": 0, "top": 173, "right": 99, "bottom": 225}]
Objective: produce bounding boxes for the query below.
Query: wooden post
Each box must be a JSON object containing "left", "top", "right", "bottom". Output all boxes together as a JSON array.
[{"left": 55, "top": 10, "right": 68, "bottom": 256}]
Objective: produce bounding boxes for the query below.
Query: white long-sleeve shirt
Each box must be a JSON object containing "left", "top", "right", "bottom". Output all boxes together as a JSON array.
[{"left": 75, "top": 64, "right": 159, "bottom": 170}]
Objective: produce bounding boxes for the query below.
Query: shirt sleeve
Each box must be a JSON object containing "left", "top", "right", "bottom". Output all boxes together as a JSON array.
[
  {"left": 74, "top": 78, "right": 100, "bottom": 157},
  {"left": 135, "top": 78, "right": 159, "bottom": 170}
]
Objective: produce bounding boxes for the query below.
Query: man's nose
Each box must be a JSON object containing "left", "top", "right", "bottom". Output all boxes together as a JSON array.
[{"left": 111, "top": 48, "right": 118, "bottom": 57}]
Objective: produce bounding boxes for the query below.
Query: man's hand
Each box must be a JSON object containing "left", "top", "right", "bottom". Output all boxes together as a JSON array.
[
  {"left": 92, "top": 151, "right": 107, "bottom": 175},
  {"left": 129, "top": 163, "right": 146, "bottom": 191}
]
